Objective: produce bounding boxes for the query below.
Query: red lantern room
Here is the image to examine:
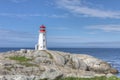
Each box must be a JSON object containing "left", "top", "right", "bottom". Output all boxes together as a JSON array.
[{"left": 40, "top": 25, "right": 46, "bottom": 33}]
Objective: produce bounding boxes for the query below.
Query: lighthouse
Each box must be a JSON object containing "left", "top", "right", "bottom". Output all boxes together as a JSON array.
[{"left": 35, "top": 25, "right": 47, "bottom": 50}]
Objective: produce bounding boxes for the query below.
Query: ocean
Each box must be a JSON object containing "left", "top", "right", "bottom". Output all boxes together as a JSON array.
[{"left": 0, "top": 48, "right": 120, "bottom": 77}]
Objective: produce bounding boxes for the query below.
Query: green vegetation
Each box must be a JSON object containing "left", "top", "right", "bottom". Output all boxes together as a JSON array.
[
  {"left": 39, "top": 76, "right": 120, "bottom": 80},
  {"left": 4, "top": 64, "right": 15, "bottom": 71},
  {"left": 44, "top": 51, "right": 53, "bottom": 59},
  {"left": 54, "top": 76, "right": 120, "bottom": 80},
  {"left": 19, "top": 62, "right": 38, "bottom": 67},
  {"left": 40, "top": 79, "right": 47, "bottom": 80},
  {"left": 4, "top": 67, "right": 12, "bottom": 71},
  {"left": 9, "top": 56, "right": 32, "bottom": 62},
  {"left": 9, "top": 56, "right": 37, "bottom": 67}
]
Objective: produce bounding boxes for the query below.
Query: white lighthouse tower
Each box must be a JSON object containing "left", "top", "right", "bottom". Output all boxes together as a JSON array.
[{"left": 35, "top": 25, "right": 47, "bottom": 50}]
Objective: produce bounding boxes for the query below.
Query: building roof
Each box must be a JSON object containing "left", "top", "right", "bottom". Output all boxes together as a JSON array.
[{"left": 40, "top": 25, "right": 46, "bottom": 28}]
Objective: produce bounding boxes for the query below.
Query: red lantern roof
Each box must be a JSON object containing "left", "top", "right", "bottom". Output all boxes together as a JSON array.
[{"left": 40, "top": 25, "right": 46, "bottom": 28}]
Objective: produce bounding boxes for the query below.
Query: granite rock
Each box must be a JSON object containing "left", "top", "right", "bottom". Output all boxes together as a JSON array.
[{"left": 0, "top": 49, "right": 118, "bottom": 80}]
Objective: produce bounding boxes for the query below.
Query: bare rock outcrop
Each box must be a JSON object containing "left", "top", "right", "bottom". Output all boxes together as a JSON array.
[{"left": 0, "top": 49, "right": 118, "bottom": 80}]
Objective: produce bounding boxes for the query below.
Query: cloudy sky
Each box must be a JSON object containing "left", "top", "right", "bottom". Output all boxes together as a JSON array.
[{"left": 0, "top": 0, "right": 120, "bottom": 48}]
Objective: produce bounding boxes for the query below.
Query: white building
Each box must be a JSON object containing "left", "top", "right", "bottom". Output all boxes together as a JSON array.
[{"left": 35, "top": 25, "right": 47, "bottom": 50}]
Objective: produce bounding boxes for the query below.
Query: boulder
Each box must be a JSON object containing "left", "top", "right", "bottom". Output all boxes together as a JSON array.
[
  {"left": 77, "top": 54, "right": 112, "bottom": 73},
  {"left": 34, "top": 57, "right": 52, "bottom": 64},
  {"left": 110, "top": 68, "right": 119, "bottom": 74},
  {"left": 70, "top": 54, "right": 87, "bottom": 70},
  {"left": 33, "top": 51, "right": 50, "bottom": 58},
  {"left": 0, "top": 75, "right": 36, "bottom": 80},
  {"left": 20, "top": 49, "right": 27, "bottom": 53},
  {"left": 47, "top": 50, "right": 66, "bottom": 66},
  {"left": 40, "top": 69, "right": 63, "bottom": 80}
]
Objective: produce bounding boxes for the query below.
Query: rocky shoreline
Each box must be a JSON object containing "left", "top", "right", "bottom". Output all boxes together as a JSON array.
[{"left": 0, "top": 49, "right": 118, "bottom": 80}]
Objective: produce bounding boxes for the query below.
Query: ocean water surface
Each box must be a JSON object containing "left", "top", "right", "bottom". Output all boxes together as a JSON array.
[{"left": 0, "top": 48, "right": 120, "bottom": 77}]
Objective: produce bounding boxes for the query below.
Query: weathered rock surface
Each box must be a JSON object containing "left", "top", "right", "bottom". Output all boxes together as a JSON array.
[{"left": 0, "top": 49, "right": 118, "bottom": 80}]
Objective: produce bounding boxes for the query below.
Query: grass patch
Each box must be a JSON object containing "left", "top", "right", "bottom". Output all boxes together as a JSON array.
[
  {"left": 4, "top": 65, "right": 14, "bottom": 71},
  {"left": 48, "top": 53, "right": 53, "bottom": 59},
  {"left": 9, "top": 56, "right": 38, "bottom": 67},
  {"left": 4, "top": 67, "right": 12, "bottom": 71},
  {"left": 19, "top": 62, "right": 38, "bottom": 67},
  {"left": 58, "top": 76, "right": 106, "bottom": 80},
  {"left": 9, "top": 56, "right": 32, "bottom": 62},
  {"left": 108, "top": 76, "right": 120, "bottom": 80},
  {"left": 44, "top": 51, "right": 53, "bottom": 59},
  {"left": 55, "top": 76, "right": 120, "bottom": 80}
]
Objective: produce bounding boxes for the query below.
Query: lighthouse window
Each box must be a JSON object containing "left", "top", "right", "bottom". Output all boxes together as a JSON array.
[{"left": 43, "top": 34, "right": 45, "bottom": 36}]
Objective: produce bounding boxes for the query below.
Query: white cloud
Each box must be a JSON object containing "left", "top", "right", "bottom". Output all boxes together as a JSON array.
[
  {"left": 0, "top": 28, "right": 36, "bottom": 42},
  {"left": 49, "top": 14, "right": 68, "bottom": 18},
  {"left": 56, "top": 0, "right": 120, "bottom": 19},
  {"left": 0, "top": 28, "right": 120, "bottom": 48},
  {"left": 0, "top": 13, "right": 68, "bottom": 18},
  {"left": 48, "top": 27, "right": 69, "bottom": 30},
  {"left": 9, "top": 0, "right": 28, "bottom": 3},
  {"left": 86, "top": 24, "right": 120, "bottom": 32},
  {"left": 0, "top": 13, "right": 33, "bottom": 17},
  {"left": 48, "top": 36, "right": 120, "bottom": 47},
  {"left": 48, "top": 36, "right": 90, "bottom": 43}
]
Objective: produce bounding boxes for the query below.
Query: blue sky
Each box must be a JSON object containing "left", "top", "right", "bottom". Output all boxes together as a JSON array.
[{"left": 0, "top": 0, "right": 120, "bottom": 48}]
